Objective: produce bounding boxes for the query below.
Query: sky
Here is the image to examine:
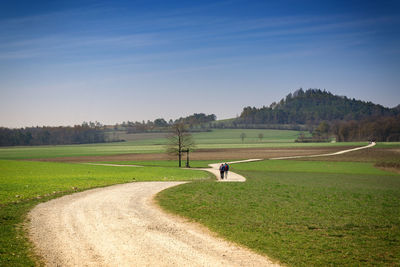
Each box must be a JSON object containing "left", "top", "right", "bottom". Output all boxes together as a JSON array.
[{"left": 0, "top": 0, "right": 399, "bottom": 128}]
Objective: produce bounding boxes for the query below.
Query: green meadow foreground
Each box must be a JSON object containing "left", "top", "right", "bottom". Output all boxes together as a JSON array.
[
  {"left": 157, "top": 159, "right": 400, "bottom": 266},
  {"left": 0, "top": 159, "right": 212, "bottom": 266},
  {"left": 0, "top": 160, "right": 212, "bottom": 204}
]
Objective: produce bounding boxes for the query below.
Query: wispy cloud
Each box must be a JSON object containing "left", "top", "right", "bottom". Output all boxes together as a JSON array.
[
  {"left": 1, "top": 1, "right": 397, "bottom": 62},
  {"left": 0, "top": 3, "right": 398, "bottom": 75}
]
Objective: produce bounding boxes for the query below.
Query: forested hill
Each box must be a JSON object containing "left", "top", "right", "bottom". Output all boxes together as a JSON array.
[{"left": 239, "top": 89, "right": 398, "bottom": 125}]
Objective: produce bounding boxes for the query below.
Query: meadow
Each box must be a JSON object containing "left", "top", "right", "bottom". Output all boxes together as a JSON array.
[
  {"left": 157, "top": 159, "right": 400, "bottom": 266},
  {"left": 113, "top": 128, "right": 304, "bottom": 144},
  {"left": 0, "top": 129, "right": 366, "bottom": 160},
  {"left": 0, "top": 159, "right": 212, "bottom": 266},
  {"left": 0, "top": 160, "right": 212, "bottom": 204}
]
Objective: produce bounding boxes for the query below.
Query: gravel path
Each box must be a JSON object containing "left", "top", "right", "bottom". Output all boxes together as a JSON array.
[
  {"left": 203, "top": 159, "right": 262, "bottom": 182},
  {"left": 28, "top": 165, "right": 278, "bottom": 266},
  {"left": 28, "top": 143, "right": 375, "bottom": 266},
  {"left": 269, "top": 142, "right": 376, "bottom": 160}
]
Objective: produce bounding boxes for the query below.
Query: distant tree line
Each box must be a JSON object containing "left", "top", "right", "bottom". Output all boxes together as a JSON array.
[
  {"left": 0, "top": 114, "right": 217, "bottom": 146},
  {"left": 295, "top": 115, "right": 400, "bottom": 142},
  {"left": 118, "top": 113, "right": 216, "bottom": 133},
  {"left": 210, "top": 121, "right": 307, "bottom": 131},
  {"left": 0, "top": 124, "right": 106, "bottom": 146},
  {"left": 238, "top": 89, "right": 398, "bottom": 126},
  {"left": 175, "top": 113, "right": 216, "bottom": 125},
  {"left": 331, "top": 115, "right": 400, "bottom": 142}
]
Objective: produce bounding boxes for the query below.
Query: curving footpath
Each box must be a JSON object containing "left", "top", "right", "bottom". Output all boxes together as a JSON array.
[
  {"left": 28, "top": 164, "right": 278, "bottom": 266},
  {"left": 270, "top": 142, "right": 376, "bottom": 160},
  {"left": 28, "top": 143, "right": 375, "bottom": 266},
  {"left": 199, "top": 159, "right": 262, "bottom": 182}
]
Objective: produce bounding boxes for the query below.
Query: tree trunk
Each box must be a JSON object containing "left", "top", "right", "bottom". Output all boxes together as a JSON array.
[{"left": 178, "top": 134, "right": 182, "bottom": 167}]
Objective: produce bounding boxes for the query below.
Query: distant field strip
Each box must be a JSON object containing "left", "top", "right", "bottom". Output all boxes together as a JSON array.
[
  {"left": 0, "top": 142, "right": 369, "bottom": 160},
  {"left": 83, "top": 163, "right": 143, "bottom": 167},
  {"left": 0, "top": 128, "right": 368, "bottom": 160}
]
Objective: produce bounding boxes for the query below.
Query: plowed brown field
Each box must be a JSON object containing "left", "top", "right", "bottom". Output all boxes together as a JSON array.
[{"left": 30, "top": 146, "right": 356, "bottom": 163}]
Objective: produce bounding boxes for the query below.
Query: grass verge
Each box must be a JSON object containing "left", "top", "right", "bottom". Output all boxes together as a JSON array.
[
  {"left": 157, "top": 160, "right": 400, "bottom": 266},
  {"left": 0, "top": 160, "right": 212, "bottom": 204},
  {"left": 0, "top": 132, "right": 367, "bottom": 160},
  {"left": 0, "top": 159, "right": 212, "bottom": 266},
  {"left": 1, "top": 190, "right": 86, "bottom": 266}
]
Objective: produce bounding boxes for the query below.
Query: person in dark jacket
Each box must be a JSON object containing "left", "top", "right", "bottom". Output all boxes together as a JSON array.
[
  {"left": 224, "top": 163, "right": 229, "bottom": 179},
  {"left": 219, "top": 164, "right": 225, "bottom": 179}
]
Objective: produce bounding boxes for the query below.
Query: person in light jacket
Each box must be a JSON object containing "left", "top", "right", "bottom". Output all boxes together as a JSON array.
[{"left": 224, "top": 163, "right": 229, "bottom": 179}]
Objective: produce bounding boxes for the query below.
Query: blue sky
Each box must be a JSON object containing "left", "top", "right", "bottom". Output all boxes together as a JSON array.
[{"left": 0, "top": 0, "right": 399, "bottom": 127}]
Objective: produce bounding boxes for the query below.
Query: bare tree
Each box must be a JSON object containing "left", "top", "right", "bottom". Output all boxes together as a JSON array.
[
  {"left": 166, "top": 122, "right": 195, "bottom": 167},
  {"left": 240, "top": 132, "right": 246, "bottom": 143},
  {"left": 258, "top": 133, "right": 264, "bottom": 142}
]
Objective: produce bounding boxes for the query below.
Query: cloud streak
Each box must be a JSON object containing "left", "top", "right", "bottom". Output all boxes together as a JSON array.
[
  {"left": 0, "top": 12, "right": 392, "bottom": 62},
  {"left": 0, "top": 1, "right": 399, "bottom": 127}
]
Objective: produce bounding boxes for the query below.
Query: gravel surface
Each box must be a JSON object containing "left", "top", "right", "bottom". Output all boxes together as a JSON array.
[
  {"left": 28, "top": 181, "right": 278, "bottom": 266},
  {"left": 270, "top": 142, "right": 376, "bottom": 160},
  {"left": 202, "top": 159, "right": 262, "bottom": 182}
]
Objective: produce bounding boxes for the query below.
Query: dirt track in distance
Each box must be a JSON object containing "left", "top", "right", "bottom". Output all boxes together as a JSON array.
[{"left": 31, "top": 146, "right": 355, "bottom": 163}]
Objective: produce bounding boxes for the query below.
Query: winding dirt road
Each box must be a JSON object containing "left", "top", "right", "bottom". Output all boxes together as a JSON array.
[
  {"left": 28, "top": 143, "right": 375, "bottom": 266},
  {"left": 28, "top": 180, "right": 278, "bottom": 266},
  {"left": 270, "top": 142, "right": 376, "bottom": 160}
]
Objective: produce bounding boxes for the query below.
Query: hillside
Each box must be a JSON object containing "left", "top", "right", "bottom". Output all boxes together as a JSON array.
[{"left": 238, "top": 89, "right": 398, "bottom": 125}]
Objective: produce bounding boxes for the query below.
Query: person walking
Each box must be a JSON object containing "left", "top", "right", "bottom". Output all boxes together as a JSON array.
[
  {"left": 224, "top": 163, "right": 229, "bottom": 179},
  {"left": 219, "top": 163, "right": 225, "bottom": 179}
]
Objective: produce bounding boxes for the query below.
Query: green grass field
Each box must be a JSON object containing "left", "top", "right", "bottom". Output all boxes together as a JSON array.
[
  {"left": 113, "top": 128, "right": 304, "bottom": 144},
  {"left": 0, "top": 160, "right": 212, "bottom": 204},
  {"left": 375, "top": 142, "right": 400, "bottom": 148},
  {"left": 1, "top": 128, "right": 398, "bottom": 266},
  {"left": 191, "top": 129, "right": 305, "bottom": 144},
  {"left": 157, "top": 159, "right": 400, "bottom": 266},
  {"left": 0, "top": 143, "right": 165, "bottom": 160},
  {"left": 0, "top": 159, "right": 212, "bottom": 266}
]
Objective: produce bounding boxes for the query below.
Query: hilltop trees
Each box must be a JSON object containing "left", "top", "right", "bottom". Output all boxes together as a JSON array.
[{"left": 238, "top": 89, "right": 398, "bottom": 126}]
